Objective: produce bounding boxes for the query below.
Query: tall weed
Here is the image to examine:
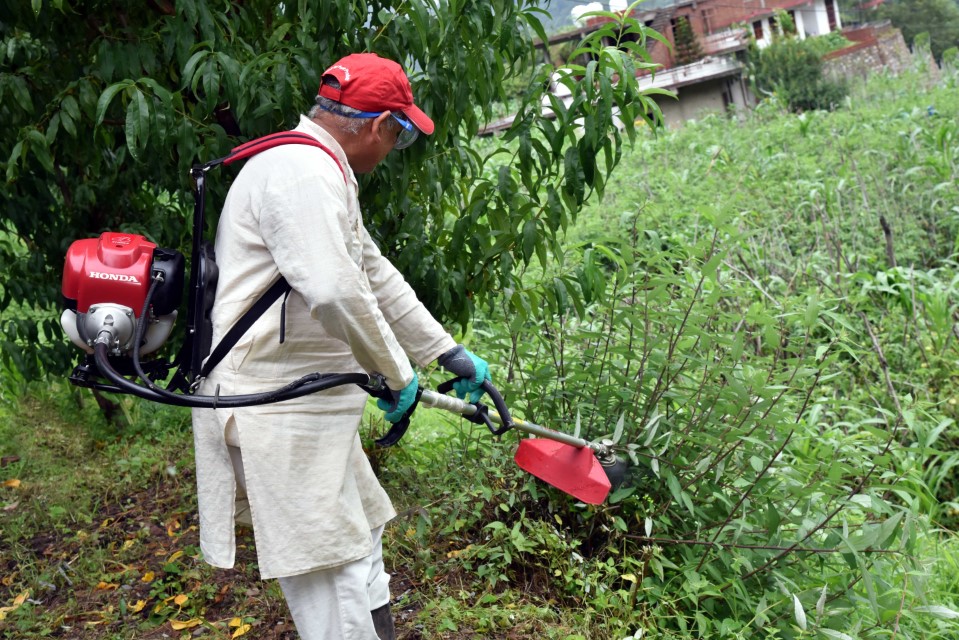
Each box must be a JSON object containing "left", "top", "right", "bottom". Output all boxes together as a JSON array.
[{"left": 452, "top": 68, "right": 959, "bottom": 637}]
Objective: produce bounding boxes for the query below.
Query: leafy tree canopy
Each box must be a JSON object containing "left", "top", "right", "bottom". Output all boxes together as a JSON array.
[
  {"left": 0, "top": 0, "right": 665, "bottom": 378},
  {"left": 880, "top": 0, "right": 959, "bottom": 61}
]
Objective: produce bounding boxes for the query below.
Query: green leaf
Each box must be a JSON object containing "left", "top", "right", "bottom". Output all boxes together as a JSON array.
[
  {"left": 702, "top": 253, "right": 723, "bottom": 279},
  {"left": 95, "top": 81, "right": 130, "bottom": 127},
  {"left": 562, "top": 147, "right": 584, "bottom": 205},
  {"left": 521, "top": 218, "right": 537, "bottom": 263},
  {"left": 804, "top": 293, "right": 820, "bottom": 328},
  {"left": 875, "top": 511, "right": 904, "bottom": 547},
  {"left": 608, "top": 485, "right": 636, "bottom": 503},
  {"left": 666, "top": 472, "right": 683, "bottom": 504},
  {"left": 11, "top": 76, "right": 32, "bottom": 112},
  {"left": 24, "top": 129, "right": 54, "bottom": 173},
  {"left": 522, "top": 8, "right": 550, "bottom": 45},
  {"left": 792, "top": 594, "right": 807, "bottom": 631},
  {"left": 62, "top": 94, "right": 81, "bottom": 123},
  {"left": 612, "top": 413, "right": 625, "bottom": 443},
  {"left": 124, "top": 89, "right": 150, "bottom": 161},
  {"left": 267, "top": 22, "right": 293, "bottom": 49},
  {"left": 138, "top": 77, "right": 172, "bottom": 105},
  {"left": 913, "top": 605, "right": 959, "bottom": 619},
  {"left": 5, "top": 141, "right": 23, "bottom": 182},
  {"left": 820, "top": 630, "right": 856, "bottom": 640},
  {"left": 181, "top": 49, "right": 210, "bottom": 88},
  {"left": 45, "top": 112, "right": 60, "bottom": 144}
]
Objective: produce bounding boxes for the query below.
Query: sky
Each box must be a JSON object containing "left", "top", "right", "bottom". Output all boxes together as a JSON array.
[
  {"left": 538, "top": 0, "right": 640, "bottom": 33},
  {"left": 539, "top": 0, "right": 588, "bottom": 31}
]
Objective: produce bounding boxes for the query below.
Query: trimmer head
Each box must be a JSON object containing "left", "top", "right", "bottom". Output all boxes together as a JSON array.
[{"left": 514, "top": 438, "right": 611, "bottom": 504}]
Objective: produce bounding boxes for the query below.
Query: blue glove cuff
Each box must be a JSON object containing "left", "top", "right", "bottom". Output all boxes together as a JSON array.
[{"left": 377, "top": 371, "right": 419, "bottom": 423}]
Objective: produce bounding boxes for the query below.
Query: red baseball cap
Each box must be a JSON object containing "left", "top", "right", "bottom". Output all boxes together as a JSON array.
[{"left": 318, "top": 53, "right": 434, "bottom": 136}]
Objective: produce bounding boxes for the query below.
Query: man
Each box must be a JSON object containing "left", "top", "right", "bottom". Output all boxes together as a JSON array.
[{"left": 190, "top": 52, "right": 491, "bottom": 640}]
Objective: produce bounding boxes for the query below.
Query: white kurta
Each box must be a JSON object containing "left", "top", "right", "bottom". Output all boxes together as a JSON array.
[{"left": 190, "top": 116, "right": 456, "bottom": 579}]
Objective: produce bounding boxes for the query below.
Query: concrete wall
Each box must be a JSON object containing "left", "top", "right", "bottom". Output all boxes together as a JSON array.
[
  {"left": 823, "top": 22, "right": 918, "bottom": 80},
  {"left": 656, "top": 76, "right": 752, "bottom": 127}
]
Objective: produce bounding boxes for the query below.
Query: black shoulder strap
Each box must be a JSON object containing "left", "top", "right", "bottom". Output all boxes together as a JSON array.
[
  {"left": 193, "top": 131, "right": 344, "bottom": 383},
  {"left": 199, "top": 277, "right": 292, "bottom": 379}
]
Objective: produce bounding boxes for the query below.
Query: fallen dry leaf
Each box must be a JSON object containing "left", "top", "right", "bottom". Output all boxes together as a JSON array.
[
  {"left": 0, "top": 590, "right": 30, "bottom": 621},
  {"left": 232, "top": 623, "right": 252, "bottom": 638},
  {"left": 2, "top": 479, "right": 20, "bottom": 489},
  {"left": 170, "top": 617, "right": 202, "bottom": 630},
  {"left": 173, "top": 594, "right": 188, "bottom": 606}
]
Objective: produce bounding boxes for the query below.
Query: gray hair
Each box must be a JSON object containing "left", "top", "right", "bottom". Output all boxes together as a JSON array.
[{"left": 308, "top": 77, "right": 402, "bottom": 136}]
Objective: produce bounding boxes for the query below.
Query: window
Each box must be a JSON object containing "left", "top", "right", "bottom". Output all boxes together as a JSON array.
[
  {"left": 753, "top": 20, "right": 764, "bottom": 40},
  {"left": 701, "top": 8, "right": 714, "bottom": 33},
  {"left": 825, "top": 0, "right": 837, "bottom": 30}
]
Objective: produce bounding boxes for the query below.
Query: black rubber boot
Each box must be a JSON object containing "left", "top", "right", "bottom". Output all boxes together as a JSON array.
[{"left": 371, "top": 603, "right": 396, "bottom": 640}]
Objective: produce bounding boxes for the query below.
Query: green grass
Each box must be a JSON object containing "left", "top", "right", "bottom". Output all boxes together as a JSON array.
[{"left": 0, "top": 375, "right": 592, "bottom": 639}]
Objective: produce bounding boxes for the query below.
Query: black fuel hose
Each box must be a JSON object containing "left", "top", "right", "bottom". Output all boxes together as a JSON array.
[
  {"left": 93, "top": 341, "right": 374, "bottom": 408},
  {"left": 89, "top": 272, "right": 370, "bottom": 408},
  {"left": 130, "top": 274, "right": 175, "bottom": 392}
]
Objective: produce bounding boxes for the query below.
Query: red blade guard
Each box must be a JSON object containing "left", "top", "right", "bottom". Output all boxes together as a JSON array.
[{"left": 514, "top": 439, "right": 611, "bottom": 505}]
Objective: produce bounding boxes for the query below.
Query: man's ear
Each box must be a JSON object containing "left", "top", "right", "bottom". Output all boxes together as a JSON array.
[{"left": 370, "top": 111, "right": 393, "bottom": 142}]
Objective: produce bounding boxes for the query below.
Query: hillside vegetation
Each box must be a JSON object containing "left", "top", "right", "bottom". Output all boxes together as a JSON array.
[{"left": 2, "top": 65, "right": 959, "bottom": 639}]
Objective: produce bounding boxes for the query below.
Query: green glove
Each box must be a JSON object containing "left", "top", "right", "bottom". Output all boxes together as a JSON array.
[
  {"left": 377, "top": 371, "right": 419, "bottom": 423},
  {"left": 437, "top": 345, "right": 491, "bottom": 404}
]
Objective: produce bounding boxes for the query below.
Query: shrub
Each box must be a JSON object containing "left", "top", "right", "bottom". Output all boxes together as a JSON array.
[{"left": 747, "top": 36, "right": 848, "bottom": 112}]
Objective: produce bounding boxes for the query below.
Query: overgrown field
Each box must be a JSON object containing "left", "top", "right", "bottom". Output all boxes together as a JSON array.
[{"left": 2, "top": 66, "right": 959, "bottom": 639}]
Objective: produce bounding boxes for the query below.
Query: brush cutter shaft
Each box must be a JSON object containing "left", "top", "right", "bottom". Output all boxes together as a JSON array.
[
  {"left": 418, "top": 389, "right": 596, "bottom": 451},
  {"left": 416, "top": 383, "right": 618, "bottom": 504}
]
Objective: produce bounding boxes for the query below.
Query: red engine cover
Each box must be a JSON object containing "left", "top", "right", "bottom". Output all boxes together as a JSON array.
[{"left": 62, "top": 232, "right": 157, "bottom": 316}]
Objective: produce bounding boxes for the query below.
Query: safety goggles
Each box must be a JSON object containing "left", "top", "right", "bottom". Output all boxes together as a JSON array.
[{"left": 320, "top": 104, "right": 419, "bottom": 150}]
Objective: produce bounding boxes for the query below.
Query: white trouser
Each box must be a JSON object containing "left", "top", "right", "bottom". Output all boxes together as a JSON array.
[{"left": 228, "top": 446, "right": 391, "bottom": 640}]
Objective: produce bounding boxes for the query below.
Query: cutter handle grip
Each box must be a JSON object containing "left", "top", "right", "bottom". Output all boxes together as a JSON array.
[{"left": 437, "top": 378, "right": 513, "bottom": 435}]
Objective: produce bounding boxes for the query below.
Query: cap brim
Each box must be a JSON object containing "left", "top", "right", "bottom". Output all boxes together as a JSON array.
[{"left": 403, "top": 103, "right": 434, "bottom": 136}]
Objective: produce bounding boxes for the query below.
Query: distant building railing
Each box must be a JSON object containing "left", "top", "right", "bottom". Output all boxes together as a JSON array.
[
  {"left": 701, "top": 28, "right": 750, "bottom": 56},
  {"left": 641, "top": 55, "right": 745, "bottom": 90}
]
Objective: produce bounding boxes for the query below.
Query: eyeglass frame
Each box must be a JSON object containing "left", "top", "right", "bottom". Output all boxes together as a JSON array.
[{"left": 317, "top": 103, "right": 419, "bottom": 150}]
